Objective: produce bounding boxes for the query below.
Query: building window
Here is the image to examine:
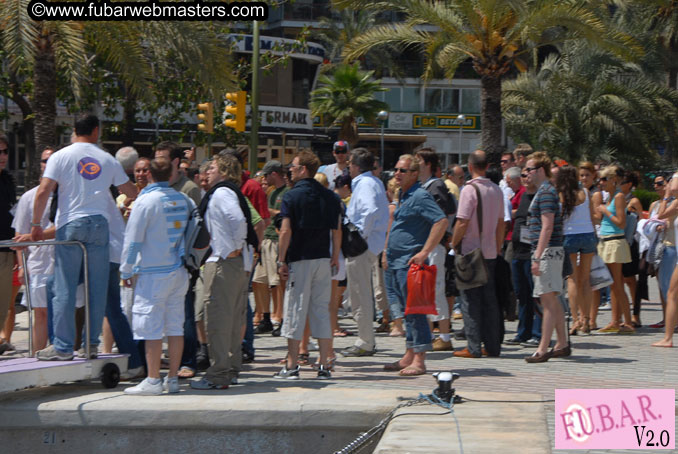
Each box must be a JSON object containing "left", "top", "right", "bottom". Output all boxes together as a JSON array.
[
  {"left": 424, "top": 88, "right": 459, "bottom": 113},
  {"left": 461, "top": 88, "right": 481, "bottom": 113},
  {"left": 401, "top": 87, "right": 421, "bottom": 111},
  {"left": 381, "top": 87, "right": 401, "bottom": 111}
]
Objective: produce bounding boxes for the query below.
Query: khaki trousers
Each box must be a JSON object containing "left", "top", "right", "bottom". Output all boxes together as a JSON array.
[{"left": 346, "top": 250, "right": 377, "bottom": 351}]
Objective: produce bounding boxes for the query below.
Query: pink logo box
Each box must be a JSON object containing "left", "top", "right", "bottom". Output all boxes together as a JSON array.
[{"left": 555, "top": 389, "right": 675, "bottom": 450}]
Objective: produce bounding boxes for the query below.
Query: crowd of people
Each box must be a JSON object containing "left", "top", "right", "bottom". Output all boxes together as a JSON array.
[{"left": 1, "top": 114, "right": 678, "bottom": 394}]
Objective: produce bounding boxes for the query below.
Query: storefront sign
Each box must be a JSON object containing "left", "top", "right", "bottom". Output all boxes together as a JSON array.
[{"left": 412, "top": 114, "right": 480, "bottom": 130}]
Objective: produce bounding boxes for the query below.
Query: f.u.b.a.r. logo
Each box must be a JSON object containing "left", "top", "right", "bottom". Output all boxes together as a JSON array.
[{"left": 77, "top": 157, "right": 102, "bottom": 180}]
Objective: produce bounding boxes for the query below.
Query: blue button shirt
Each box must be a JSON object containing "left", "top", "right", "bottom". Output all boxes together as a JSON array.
[
  {"left": 346, "top": 171, "right": 390, "bottom": 255},
  {"left": 386, "top": 182, "right": 446, "bottom": 270}
]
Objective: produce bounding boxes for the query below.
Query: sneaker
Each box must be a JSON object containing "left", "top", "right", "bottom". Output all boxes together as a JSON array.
[
  {"left": 254, "top": 319, "right": 273, "bottom": 334},
  {"left": 504, "top": 336, "right": 524, "bottom": 346},
  {"left": 432, "top": 338, "right": 453, "bottom": 351},
  {"left": 163, "top": 376, "right": 180, "bottom": 393},
  {"left": 124, "top": 377, "right": 163, "bottom": 395},
  {"left": 241, "top": 347, "right": 254, "bottom": 364},
  {"left": 36, "top": 345, "right": 74, "bottom": 361},
  {"left": 649, "top": 320, "right": 665, "bottom": 329},
  {"left": 230, "top": 377, "right": 239, "bottom": 385},
  {"left": 0, "top": 342, "right": 10, "bottom": 355},
  {"left": 274, "top": 365, "right": 300, "bottom": 380},
  {"left": 339, "top": 345, "right": 376, "bottom": 357},
  {"left": 196, "top": 344, "right": 210, "bottom": 371},
  {"left": 271, "top": 321, "right": 282, "bottom": 337},
  {"left": 120, "top": 366, "right": 145, "bottom": 380},
  {"left": 599, "top": 302, "right": 612, "bottom": 310},
  {"left": 452, "top": 311, "right": 463, "bottom": 320},
  {"left": 77, "top": 346, "right": 98, "bottom": 359},
  {"left": 520, "top": 338, "right": 540, "bottom": 347},
  {"left": 316, "top": 365, "right": 331, "bottom": 380},
  {"left": 454, "top": 331, "right": 467, "bottom": 341},
  {"left": 4, "top": 342, "right": 15, "bottom": 352},
  {"left": 190, "top": 377, "right": 229, "bottom": 390}
]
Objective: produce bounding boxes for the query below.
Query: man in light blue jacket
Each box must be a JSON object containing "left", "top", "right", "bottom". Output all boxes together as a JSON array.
[
  {"left": 341, "top": 148, "right": 389, "bottom": 357},
  {"left": 121, "top": 157, "right": 192, "bottom": 395}
]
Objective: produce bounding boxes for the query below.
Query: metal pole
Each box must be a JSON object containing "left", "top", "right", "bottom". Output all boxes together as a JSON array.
[
  {"left": 458, "top": 124, "right": 463, "bottom": 164},
  {"left": 81, "top": 242, "right": 90, "bottom": 361},
  {"left": 21, "top": 251, "right": 33, "bottom": 356},
  {"left": 249, "top": 21, "right": 260, "bottom": 173},
  {"left": 380, "top": 121, "right": 385, "bottom": 170}
]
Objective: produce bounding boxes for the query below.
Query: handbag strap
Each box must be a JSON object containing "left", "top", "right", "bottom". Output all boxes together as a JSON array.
[{"left": 459, "top": 183, "right": 483, "bottom": 252}]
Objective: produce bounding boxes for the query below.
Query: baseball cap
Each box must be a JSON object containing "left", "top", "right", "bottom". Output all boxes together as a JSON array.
[
  {"left": 333, "top": 140, "right": 349, "bottom": 154},
  {"left": 262, "top": 160, "right": 283, "bottom": 175}
]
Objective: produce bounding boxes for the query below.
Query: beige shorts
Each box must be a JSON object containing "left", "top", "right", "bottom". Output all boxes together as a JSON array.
[
  {"left": 281, "top": 258, "right": 332, "bottom": 341},
  {"left": 597, "top": 237, "right": 631, "bottom": 264},
  {"left": 252, "top": 239, "right": 281, "bottom": 287},
  {"left": 533, "top": 247, "right": 564, "bottom": 297}
]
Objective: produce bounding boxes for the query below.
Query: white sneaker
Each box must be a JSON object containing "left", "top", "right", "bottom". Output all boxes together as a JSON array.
[
  {"left": 124, "top": 377, "right": 163, "bottom": 395},
  {"left": 163, "top": 376, "right": 180, "bottom": 394}
]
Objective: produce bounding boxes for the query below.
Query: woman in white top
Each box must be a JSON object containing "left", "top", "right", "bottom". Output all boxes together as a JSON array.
[
  {"left": 652, "top": 172, "right": 678, "bottom": 347},
  {"left": 556, "top": 166, "right": 598, "bottom": 334}
]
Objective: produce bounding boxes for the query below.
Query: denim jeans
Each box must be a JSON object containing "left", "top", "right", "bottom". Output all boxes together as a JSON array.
[
  {"left": 658, "top": 245, "right": 677, "bottom": 301},
  {"left": 107, "top": 263, "right": 142, "bottom": 369},
  {"left": 460, "top": 259, "right": 503, "bottom": 357},
  {"left": 511, "top": 258, "right": 542, "bottom": 341},
  {"left": 387, "top": 267, "right": 432, "bottom": 353},
  {"left": 180, "top": 272, "right": 199, "bottom": 370},
  {"left": 53, "top": 215, "right": 109, "bottom": 353},
  {"left": 242, "top": 271, "right": 256, "bottom": 357}
]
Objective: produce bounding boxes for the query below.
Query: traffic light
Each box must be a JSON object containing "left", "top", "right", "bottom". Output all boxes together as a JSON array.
[
  {"left": 197, "top": 102, "right": 214, "bottom": 134},
  {"left": 224, "top": 91, "right": 246, "bottom": 132}
]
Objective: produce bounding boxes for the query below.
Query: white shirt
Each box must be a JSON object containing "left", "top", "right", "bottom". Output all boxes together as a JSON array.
[
  {"left": 346, "top": 171, "right": 390, "bottom": 255},
  {"left": 11, "top": 186, "right": 54, "bottom": 285},
  {"left": 206, "top": 187, "right": 247, "bottom": 263},
  {"left": 321, "top": 163, "right": 348, "bottom": 191},
  {"left": 43, "top": 142, "right": 129, "bottom": 229}
]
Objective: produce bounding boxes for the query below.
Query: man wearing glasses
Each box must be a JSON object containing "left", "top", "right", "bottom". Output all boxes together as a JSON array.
[
  {"left": 0, "top": 134, "right": 16, "bottom": 354},
  {"left": 320, "top": 141, "right": 350, "bottom": 191}
]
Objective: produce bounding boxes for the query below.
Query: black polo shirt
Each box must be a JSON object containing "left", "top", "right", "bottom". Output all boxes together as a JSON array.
[{"left": 280, "top": 178, "right": 341, "bottom": 263}]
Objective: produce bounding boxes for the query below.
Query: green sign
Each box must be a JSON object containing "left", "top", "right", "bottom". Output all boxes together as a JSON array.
[{"left": 412, "top": 115, "right": 480, "bottom": 130}]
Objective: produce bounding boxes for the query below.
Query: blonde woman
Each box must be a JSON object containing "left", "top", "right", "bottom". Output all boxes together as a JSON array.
[{"left": 596, "top": 166, "right": 634, "bottom": 334}]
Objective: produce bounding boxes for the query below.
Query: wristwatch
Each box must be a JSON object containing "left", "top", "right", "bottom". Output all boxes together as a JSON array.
[
  {"left": 277, "top": 261, "right": 286, "bottom": 268},
  {"left": 30, "top": 222, "right": 41, "bottom": 227}
]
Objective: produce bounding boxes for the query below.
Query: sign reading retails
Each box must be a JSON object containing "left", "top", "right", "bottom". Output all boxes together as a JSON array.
[
  {"left": 555, "top": 389, "right": 675, "bottom": 450},
  {"left": 412, "top": 114, "right": 480, "bottom": 130}
]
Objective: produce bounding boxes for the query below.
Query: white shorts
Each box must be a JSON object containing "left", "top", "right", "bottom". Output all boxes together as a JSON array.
[
  {"left": 282, "top": 259, "right": 332, "bottom": 341},
  {"left": 533, "top": 247, "right": 564, "bottom": 297},
  {"left": 21, "top": 281, "right": 85, "bottom": 309},
  {"left": 132, "top": 268, "right": 189, "bottom": 340}
]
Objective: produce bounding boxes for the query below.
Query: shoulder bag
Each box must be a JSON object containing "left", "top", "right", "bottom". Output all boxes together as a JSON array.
[{"left": 455, "top": 184, "right": 489, "bottom": 290}]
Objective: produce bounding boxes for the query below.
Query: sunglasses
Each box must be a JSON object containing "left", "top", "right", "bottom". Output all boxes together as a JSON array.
[
  {"left": 0, "top": 148, "right": 8, "bottom": 155},
  {"left": 394, "top": 168, "right": 415, "bottom": 174},
  {"left": 521, "top": 173, "right": 528, "bottom": 178},
  {"left": 41, "top": 159, "right": 49, "bottom": 164},
  {"left": 599, "top": 177, "right": 608, "bottom": 182},
  {"left": 334, "top": 150, "right": 348, "bottom": 154},
  {"left": 500, "top": 159, "right": 511, "bottom": 164},
  {"left": 654, "top": 181, "right": 665, "bottom": 186},
  {"left": 524, "top": 166, "right": 540, "bottom": 173}
]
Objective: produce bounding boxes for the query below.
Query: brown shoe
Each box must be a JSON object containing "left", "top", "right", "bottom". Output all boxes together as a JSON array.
[
  {"left": 550, "top": 345, "right": 572, "bottom": 358},
  {"left": 432, "top": 338, "right": 453, "bottom": 351},
  {"left": 525, "top": 350, "right": 552, "bottom": 363},
  {"left": 453, "top": 347, "right": 481, "bottom": 358}
]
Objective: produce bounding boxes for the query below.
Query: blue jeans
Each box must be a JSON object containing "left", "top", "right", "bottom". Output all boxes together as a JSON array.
[
  {"left": 180, "top": 272, "right": 199, "bottom": 370},
  {"left": 460, "top": 259, "right": 503, "bottom": 357},
  {"left": 52, "top": 215, "right": 109, "bottom": 353},
  {"left": 511, "top": 259, "right": 542, "bottom": 341},
  {"left": 386, "top": 267, "right": 432, "bottom": 353},
  {"left": 659, "top": 245, "right": 677, "bottom": 301},
  {"left": 242, "top": 270, "right": 255, "bottom": 357},
  {"left": 107, "top": 263, "right": 142, "bottom": 370}
]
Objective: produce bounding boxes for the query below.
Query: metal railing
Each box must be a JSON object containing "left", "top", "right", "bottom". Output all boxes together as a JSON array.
[{"left": 0, "top": 240, "right": 91, "bottom": 359}]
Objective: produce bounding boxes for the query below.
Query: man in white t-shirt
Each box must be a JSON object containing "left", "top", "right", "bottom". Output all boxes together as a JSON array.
[
  {"left": 31, "top": 114, "right": 137, "bottom": 361},
  {"left": 320, "top": 141, "right": 350, "bottom": 190}
]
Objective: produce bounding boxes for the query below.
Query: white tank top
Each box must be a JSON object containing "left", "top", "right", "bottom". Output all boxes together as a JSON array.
[{"left": 564, "top": 188, "right": 595, "bottom": 235}]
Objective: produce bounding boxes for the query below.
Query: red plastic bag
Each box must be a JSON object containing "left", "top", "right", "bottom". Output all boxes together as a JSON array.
[{"left": 405, "top": 263, "right": 438, "bottom": 315}]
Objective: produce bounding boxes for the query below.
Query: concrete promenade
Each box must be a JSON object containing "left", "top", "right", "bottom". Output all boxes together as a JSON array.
[{"left": 0, "top": 278, "right": 676, "bottom": 453}]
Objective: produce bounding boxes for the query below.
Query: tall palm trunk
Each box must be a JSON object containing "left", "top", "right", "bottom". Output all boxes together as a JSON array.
[
  {"left": 31, "top": 38, "right": 57, "bottom": 188},
  {"left": 480, "top": 74, "right": 504, "bottom": 162}
]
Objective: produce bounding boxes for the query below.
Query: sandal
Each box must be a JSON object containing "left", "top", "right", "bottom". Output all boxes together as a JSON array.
[
  {"left": 298, "top": 353, "right": 311, "bottom": 366},
  {"left": 375, "top": 322, "right": 390, "bottom": 333},
  {"left": 399, "top": 366, "right": 426, "bottom": 376},
  {"left": 177, "top": 366, "right": 196, "bottom": 379},
  {"left": 383, "top": 361, "right": 405, "bottom": 372}
]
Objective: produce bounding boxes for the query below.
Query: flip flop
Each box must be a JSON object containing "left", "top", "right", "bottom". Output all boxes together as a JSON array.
[
  {"left": 399, "top": 366, "right": 426, "bottom": 377},
  {"left": 334, "top": 328, "right": 353, "bottom": 337},
  {"left": 177, "top": 366, "right": 196, "bottom": 379},
  {"left": 383, "top": 361, "right": 405, "bottom": 372}
]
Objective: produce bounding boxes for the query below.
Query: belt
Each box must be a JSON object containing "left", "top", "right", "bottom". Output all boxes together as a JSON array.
[
  {"left": 227, "top": 249, "right": 242, "bottom": 258},
  {"left": 600, "top": 235, "right": 625, "bottom": 243}
]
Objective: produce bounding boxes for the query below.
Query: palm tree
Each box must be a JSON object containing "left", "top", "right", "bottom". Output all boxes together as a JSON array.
[
  {"left": 310, "top": 62, "right": 388, "bottom": 145},
  {"left": 502, "top": 41, "right": 678, "bottom": 167},
  {"left": 335, "top": 0, "right": 639, "bottom": 159}
]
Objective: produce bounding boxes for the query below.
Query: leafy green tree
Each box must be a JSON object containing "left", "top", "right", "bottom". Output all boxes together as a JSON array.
[
  {"left": 310, "top": 62, "right": 388, "bottom": 145},
  {"left": 335, "top": 0, "right": 638, "bottom": 159},
  {"left": 503, "top": 41, "right": 678, "bottom": 168}
]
